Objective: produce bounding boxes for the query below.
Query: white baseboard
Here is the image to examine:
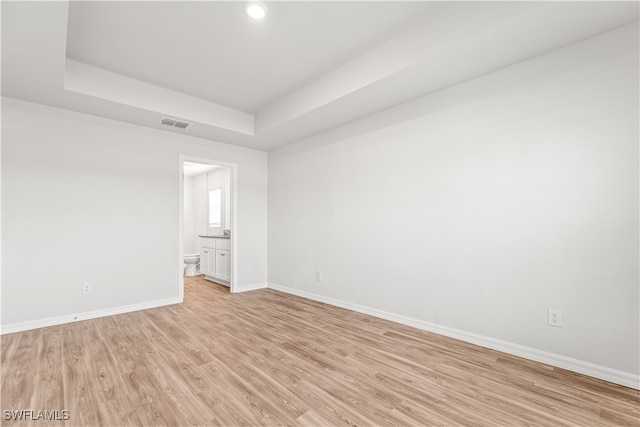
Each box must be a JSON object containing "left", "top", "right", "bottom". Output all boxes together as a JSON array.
[
  {"left": 234, "top": 282, "right": 268, "bottom": 293},
  {"left": 0, "top": 297, "right": 183, "bottom": 335},
  {"left": 268, "top": 283, "right": 639, "bottom": 390}
]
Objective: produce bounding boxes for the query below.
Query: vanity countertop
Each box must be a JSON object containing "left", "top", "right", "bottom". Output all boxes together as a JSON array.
[{"left": 199, "top": 235, "right": 230, "bottom": 239}]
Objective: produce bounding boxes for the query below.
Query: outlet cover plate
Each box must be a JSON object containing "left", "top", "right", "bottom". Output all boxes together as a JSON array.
[{"left": 548, "top": 308, "right": 562, "bottom": 327}]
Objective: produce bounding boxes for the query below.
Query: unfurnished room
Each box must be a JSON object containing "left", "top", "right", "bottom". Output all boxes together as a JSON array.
[{"left": 1, "top": 1, "right": 639, "bottom": 426}]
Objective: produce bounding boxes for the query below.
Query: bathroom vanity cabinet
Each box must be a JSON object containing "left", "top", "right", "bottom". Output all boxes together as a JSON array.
[{"left": 199, "top": 236, "right": 231, "bottom": 286}]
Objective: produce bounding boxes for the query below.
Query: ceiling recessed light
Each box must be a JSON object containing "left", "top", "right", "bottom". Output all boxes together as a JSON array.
[{"left": 244, "top": 1, "right": 268, "bottom": 20}]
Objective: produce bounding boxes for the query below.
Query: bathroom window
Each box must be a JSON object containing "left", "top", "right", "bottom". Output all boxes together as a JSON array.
[{"left": 208, "top": 188, "right": 222, "bottom": 227}]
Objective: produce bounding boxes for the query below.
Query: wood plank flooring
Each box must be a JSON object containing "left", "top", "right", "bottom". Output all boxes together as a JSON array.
[{"left": 1, "top": 275, "right": 638, "bottom": 426}]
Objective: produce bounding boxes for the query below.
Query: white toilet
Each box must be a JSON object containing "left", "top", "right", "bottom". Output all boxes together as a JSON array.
[{"left": 184, "top": 254, "right": 200, "bottom": 276}]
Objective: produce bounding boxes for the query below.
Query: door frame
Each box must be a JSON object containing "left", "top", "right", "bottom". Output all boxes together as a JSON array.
[{"left": 178, "top": 155, "right": 238, "bottom": 299}]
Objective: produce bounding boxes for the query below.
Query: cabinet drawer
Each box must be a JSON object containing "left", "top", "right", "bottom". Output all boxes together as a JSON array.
[
  {"left": 200, "top": 238, "right": 216, "bottom": 249},
  {"left": 216, "top": 239, "right": 231, "bottom": 250}
]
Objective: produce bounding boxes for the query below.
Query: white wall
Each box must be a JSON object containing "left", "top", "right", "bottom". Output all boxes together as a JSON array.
[
  {"left": 1, "top": 97, "right": 268, "bottom": 328},
  {"left": 194, "top": 173, "right": 208, "bottom": 255},
  {"left": 268, "top": 23, "right": 639, "bottom": 380},
  {"left": 183, "top": 176, "right": 196, "bottom": 254},
  {"left": 206, "top": 167, "right": 231, "bottom": 235}
]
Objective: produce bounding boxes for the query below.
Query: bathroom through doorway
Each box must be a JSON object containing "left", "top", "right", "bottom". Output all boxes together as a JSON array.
[{"left": 178, "top": 156, "right": 238, "bottom": 299}]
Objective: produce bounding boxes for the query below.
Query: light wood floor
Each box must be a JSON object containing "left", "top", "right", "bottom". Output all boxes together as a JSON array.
[{"left": 1, "top": 276, "right": 638, "bottom": 426}]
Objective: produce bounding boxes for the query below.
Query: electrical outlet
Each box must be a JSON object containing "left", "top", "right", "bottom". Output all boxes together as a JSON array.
[
  {"left": 248, "top": 265, "right": 254, "bottom": 273},
  {"left": 82, "top": 282, "right": 92, "bottom": 295},
  {"left": 548, "top": 308, "right": 562, "bottom": 327},
  {"left": 316, "top": 271, "right": 323, "bottom": 281}
]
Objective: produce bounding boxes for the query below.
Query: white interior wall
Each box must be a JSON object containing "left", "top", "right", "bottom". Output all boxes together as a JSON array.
[
  {"left": 194, "top": 173, "right": 207, "bottom": 255},
  {"left": 206, "top": 167, "right": 231, "bottom": 235},
  {"left": 183, "top": 176, "right": 196, "bottom": 254},
  {"left": 1, "top": 97, "right": 268, "bottom": 329},
  {"left": 268, "top": 23, "right": 639, "bottom": 379}
]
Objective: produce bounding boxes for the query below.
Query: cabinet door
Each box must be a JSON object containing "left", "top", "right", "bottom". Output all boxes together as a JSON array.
[
  {"left": 201, "top": 248, "right": 216, "bottom": 276},
  {"left": 222, "top": 250, "right": 231, "bottom": 281},
  {"left": 215, "top": 249, "right": 231, "bottom": 282},
  {"left": 199, "top": 248, "right": 207, "bottom": 274}
]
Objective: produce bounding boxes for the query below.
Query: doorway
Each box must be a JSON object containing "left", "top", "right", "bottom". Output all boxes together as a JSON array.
[{"left": 178, "top": 155, "right": 238, "bottom": 299}]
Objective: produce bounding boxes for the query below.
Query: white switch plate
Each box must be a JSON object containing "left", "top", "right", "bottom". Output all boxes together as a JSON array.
[{"left": 316, "top": 271, "right": 323, "bottom": 281}]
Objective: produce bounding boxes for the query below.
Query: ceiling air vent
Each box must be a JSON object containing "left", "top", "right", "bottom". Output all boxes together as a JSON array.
[{"left": 159, "top": 117, "right": 191, "bottom": 129}]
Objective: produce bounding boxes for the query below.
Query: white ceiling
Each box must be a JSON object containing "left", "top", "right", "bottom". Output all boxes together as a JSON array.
[
  {"left": 67, "top": 1, "right": 430, "bottom": 113},
  {"left": 2, "top": 1, "right": 638, "bottom": 151},
  {"left": 183, "top": 161, "right": 222, "bottom": 177}
]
